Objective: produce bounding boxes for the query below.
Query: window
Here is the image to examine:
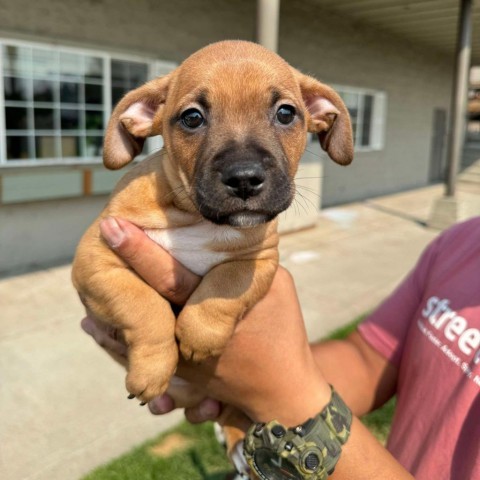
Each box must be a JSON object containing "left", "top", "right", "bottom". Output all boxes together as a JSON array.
[
  {"left": 0, "top": 40, "right": 176, "bottom": 165},
  {"left": 335, "top": 87, "right": 386, "bottom": 151}
]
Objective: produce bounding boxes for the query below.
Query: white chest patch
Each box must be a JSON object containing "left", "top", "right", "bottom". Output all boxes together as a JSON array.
[{"left": 145, "top": 222, "right": 243, "bottom": 276}]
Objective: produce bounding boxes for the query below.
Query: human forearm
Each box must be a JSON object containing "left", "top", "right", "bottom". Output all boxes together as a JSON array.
[
  {"left": 311, "top": 331, "right": 397, "bottom": 416},
  {"left": 331, "top": 416, "right": 413, "bottom": 479}
]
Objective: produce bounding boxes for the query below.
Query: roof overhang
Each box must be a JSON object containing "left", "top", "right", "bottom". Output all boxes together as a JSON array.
[{"left": 309, "top": 0, "right": 480, "bottom": 64}]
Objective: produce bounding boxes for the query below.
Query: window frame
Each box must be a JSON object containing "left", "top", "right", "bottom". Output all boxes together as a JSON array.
[
  {"left": 0, "top": 38, "right": 176, "bottom": 167},
  {"left": 331, "top": 85, "right": 387, "bottom": 153}
]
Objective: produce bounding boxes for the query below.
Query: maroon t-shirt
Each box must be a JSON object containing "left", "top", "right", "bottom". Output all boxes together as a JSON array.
[{"left": 358, "top": 218, "right": 480, "bottom": 479}]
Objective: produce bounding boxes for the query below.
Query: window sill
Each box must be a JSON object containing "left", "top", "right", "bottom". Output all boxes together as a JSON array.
[{"left": 0, "top": 158, "right": 104, "bottom": 173}]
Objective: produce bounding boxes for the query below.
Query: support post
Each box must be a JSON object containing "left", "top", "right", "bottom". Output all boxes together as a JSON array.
[
  {"left": 256, "top": 0, "right": 280, "bottom": 52},
  {"left": 446, "top": 0, "right": 473, "bottom": 196},
  {"left": 429, "top": 0, "right": 474, "bottom": 229}
]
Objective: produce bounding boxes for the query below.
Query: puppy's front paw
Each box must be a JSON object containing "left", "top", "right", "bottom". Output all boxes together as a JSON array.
[
  {"left": 126, "top": 344, "right": 178, "bottom": 403},
  {"left": 176, "top": 309, "right": 235, "bottom": 362}
]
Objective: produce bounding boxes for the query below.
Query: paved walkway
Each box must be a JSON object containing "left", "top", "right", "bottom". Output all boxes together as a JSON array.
[{"left": 1, "top": 184, "right": 476, "bottom": 480}]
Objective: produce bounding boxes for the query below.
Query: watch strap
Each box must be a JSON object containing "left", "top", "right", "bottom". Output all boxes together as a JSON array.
[
  {"left": 319, "top": 387, "right": 352, "bottom": 445},
  {"left": 244, "top": 386, "right": 352, "bottom": 479}
]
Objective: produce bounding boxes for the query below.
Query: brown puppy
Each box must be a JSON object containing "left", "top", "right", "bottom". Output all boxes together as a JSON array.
[{"left": 72, "top": 41, "right": 353, "bottom": 409}]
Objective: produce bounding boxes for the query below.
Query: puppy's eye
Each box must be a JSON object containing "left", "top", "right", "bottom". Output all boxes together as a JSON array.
[
  {"left": 181, "top": 109, "right": 204, "bottom": 129},
  {"left": 276, "top": 105, "right": 296, "bottom": 125}
]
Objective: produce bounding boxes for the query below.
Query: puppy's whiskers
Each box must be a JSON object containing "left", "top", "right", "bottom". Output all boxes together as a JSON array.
[{"left": 293, "top": 187, "right": 319, "bottom": 212}]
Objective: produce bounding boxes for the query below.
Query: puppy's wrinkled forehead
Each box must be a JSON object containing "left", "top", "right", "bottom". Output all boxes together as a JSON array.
[{"left": 169, "top": 42, "right": 300, "bottom": 111}]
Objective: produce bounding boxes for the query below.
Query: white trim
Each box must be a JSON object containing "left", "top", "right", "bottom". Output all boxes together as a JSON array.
[
  {"left": 0, "top": 36, "right": 162, "bottom": 66},
  {"left": 0, "top": 45, "right": 5, "bottom": 163},
  {"left": 103, "top": 53, "right": 112, "bottom": 135},
  {"left": 371, "top": 92, "right": 387, "bottom": 151}
]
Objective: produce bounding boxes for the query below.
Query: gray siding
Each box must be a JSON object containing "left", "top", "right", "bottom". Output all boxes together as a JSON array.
[
  {"left": 279, "top": 1, "right": 453, "bottom": 206},
  {"left": 0, "top": 0, "right": 255, "bottom": 60}
]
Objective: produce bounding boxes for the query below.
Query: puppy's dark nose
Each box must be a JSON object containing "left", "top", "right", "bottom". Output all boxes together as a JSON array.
[{"left": 221, "top": 162, "right": 266, "bottom": 200}]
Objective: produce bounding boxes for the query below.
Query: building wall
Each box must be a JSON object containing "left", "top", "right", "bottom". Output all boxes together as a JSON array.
[
  {"left": 0, "top": 0, "right": 454, "bottom": 272},
  {"left": 279, "top": 0, "right": 453, "bottom": 206},
  {"left": 0, "top": 195, "right": 109, "bottom": 275},
  {"left": 0, "top": 0, "right": 256, "bottom": 60}
]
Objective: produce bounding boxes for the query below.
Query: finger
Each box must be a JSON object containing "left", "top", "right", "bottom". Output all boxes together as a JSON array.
[
  {"left": 184, "top": 398, "right": 222, "bottom": 424},
  {"left": 148, "top": 394, "right": 175, "bottom": 415},
  {"left": 100, "top": 217, "right": 201, "bottom": 305},
  {"left": 81, "top": 316, "right": 128, "bottom": 358}
]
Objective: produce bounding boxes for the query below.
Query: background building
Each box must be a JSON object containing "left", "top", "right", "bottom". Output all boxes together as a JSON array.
[{"left": 0, "top": 0, "right": 478, "bottom": 274}]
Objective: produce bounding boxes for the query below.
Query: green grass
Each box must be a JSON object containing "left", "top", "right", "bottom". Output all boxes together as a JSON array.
[
  {"left": 83, "top": 316, "right": 395, "bottom": 479},
  {"left": 82, "top": 421, "right": 232, "bottom": 480}
]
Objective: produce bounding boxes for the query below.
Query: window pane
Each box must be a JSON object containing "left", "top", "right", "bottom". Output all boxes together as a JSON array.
[
  {"left": 130, "top": 63, "right": 148, "bottom": 87},
  {"left": 86, "top": 110, "right": 103, "bottom": 130},
  {"left": 61, "top": 109, "right": 81, "bottom": 130},
  {"left": 3, "top": 45, "right": 31, "bottom": 76},
  {"left": 33, "top": 79, "right": 56, "bottom": 102},
  {"left": 111, "top": 60, "right": 129, "bottom": 83},
  {"left": 59, "top": 52, "right": 83, "bottom": 79},
  {"left": 62, "top": 136, "right": 81, "bottom": 157},
  {"left": 35, "top": 136, "right": 57, "bottom": 158},
  {"left": 361, "top": 95, "right": 374, "bottom": 147},
  {"left": 112, "top": 85, "right": 127, "bottom": 107},
  {"left": 111, "top": 59, "right": 148, "bottom": 106},
  {"left": 60, "top": 82, "right": 81, "bottom": 104},
  {"left": 340, "top": 92, "right": 359, "bottom": 142},
  {"left": 34, "top": 108, "right": 56, "bottom": 130},
  {"left": 32, "top": 48, "right": 57, "bottom": 78},
  {"left": 4, "top": 76, "right": 30, "bottom": 101},
  {"left": 86, "top": 135, "right": 102, "bottom": 156},
  {"left": 85, "top": 83, "right": 103, "bottom": 104},
  {"left": 7, "top": 136, "right": 31, "bottom": 159},
  {"left": 5, "top": 106, "right": 29, "bottom": 130},
  {"left": 85, "top": 57, "right": 103, "bottom": 81}
]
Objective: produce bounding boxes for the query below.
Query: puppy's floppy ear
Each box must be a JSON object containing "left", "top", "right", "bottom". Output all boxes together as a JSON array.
[
  {"left": 294, "top": 70, "right": 354, "bottom": 165},
  {"left": 103, "top": 73, "right": 173, "bottom": 170}
]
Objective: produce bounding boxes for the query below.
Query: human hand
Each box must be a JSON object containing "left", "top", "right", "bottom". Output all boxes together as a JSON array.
[
  {"left": 175, "top": 267, "right": 332, "bottom": 426},
  {"left": 80, "top": 217, "right": 216, "bottom": 417},
  {"left": 82, "top": 217, "right": 332, "bottom": 427}
]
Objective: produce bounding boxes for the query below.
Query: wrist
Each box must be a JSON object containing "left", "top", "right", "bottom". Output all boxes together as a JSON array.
[
  {"left": 244, "top": 386, "right": 353, "bottom": 480},
  {"left": 246, "top": 365, "right": 332, "bottom": 427}
]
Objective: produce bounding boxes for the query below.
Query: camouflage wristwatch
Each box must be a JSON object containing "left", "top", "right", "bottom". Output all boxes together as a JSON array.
[{"left": 243, "top": 386, "right": 352, "bottom": 480}]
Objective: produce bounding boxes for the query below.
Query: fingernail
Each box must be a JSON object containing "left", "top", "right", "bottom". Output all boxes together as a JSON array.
[
  {"left": 149, "top": 395, "right": 174, "bottom": 415},
  {"left": 199, "top": 400, "right": 220, "bottom": 419},
  {"left": 100, "top": 217, "right": 125, "bottom": 248},
  {"left": 81, "top": 317, "right": 93, "bottom": 335}
]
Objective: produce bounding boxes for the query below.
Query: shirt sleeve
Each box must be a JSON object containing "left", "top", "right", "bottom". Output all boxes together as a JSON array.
[{"left": 357, "top": 233, "right": 443, "bottom": 367}]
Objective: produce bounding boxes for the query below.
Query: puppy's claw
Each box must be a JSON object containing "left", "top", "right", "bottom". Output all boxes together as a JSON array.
[
  {"left": 126, "top": 348, "right": 178, "bottom": 403},
  {"left": 139, "top": 401, "right": 147, "bottom": 406},
  {"left": 127, "top": 393, "right": 135, "bottom": 399}
]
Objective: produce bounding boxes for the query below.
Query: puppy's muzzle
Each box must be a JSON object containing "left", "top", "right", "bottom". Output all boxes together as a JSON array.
[
  {"left": 221, "top": 162, "right": 266, "bottom": 201},
  {"left": 194, "top": 142, "right": 293, "bottom": 228}
]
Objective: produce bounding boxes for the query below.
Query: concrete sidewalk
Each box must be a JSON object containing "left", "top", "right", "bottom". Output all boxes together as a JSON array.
[{"left": 0, "top": 184, "right": 472, "bottom": 480}]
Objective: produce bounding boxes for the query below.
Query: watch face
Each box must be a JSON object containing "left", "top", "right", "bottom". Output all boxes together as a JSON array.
[{"left": 254, "top": 448, "right": 302, "bottom": 480}]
